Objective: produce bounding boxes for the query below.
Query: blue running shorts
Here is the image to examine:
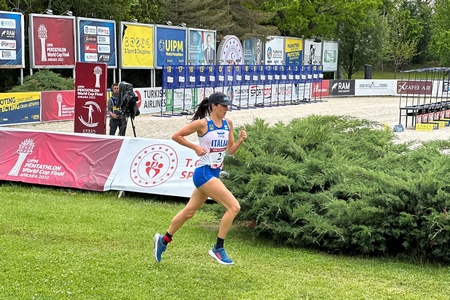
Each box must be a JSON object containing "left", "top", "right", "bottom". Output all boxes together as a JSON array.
[{"left": 193, "top": 165, "right": 221, "bottom": 188}]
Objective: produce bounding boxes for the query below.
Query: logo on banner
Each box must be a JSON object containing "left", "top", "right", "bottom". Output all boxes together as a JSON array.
[
  {"left": 0, "top": 29, "right": 16, "bottom": 39},
  {"left": 56, "top": 93, "right": 63, "bottom": 116},
  {"left": 0, "top": 18, "right": 16, "bottom": 29},
  {"left": 397, "top": 81, "right": 432, "bottom": 95},
  {"left": 37, "top": 24, "right": 48, "bottom": 62},
  {"left": 78, "top": 100, "right": 101, "bottom": 127},
  {"left": 84, "top": 26, "right": 96, "bottom": 35},
  {"left": 8, "top": 139, "right": 35, "bottom": 176},
  {"left": 93, "top": 65, "right": 102, "bottom": 88},
  {"left": 130, "top": 145, "right": 178, "bottom": 187},
  {"left": 218, "top": 35, "right": 243, "bottom": 65}
]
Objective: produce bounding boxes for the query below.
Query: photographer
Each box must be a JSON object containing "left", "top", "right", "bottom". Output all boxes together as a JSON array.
[{"left": 107, "top": 83, "right": 127, "bottom": 136}]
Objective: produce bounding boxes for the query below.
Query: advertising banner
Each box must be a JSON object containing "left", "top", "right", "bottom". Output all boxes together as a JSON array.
[
  {"left": 355, "top": 80, "right": 397, "bottom": 96},
  {"left": 265, "top": 36, "right": 284, "bottom": 65},
  {"left": 217, "top": 35, "right": 243, "bottom": 65},
  {"left": 0, "top": 11, "right": 25, "bottom": 68},
  {"left": 188, "top": 29, "right": 204, "bottom": 65},
  {"left": 396, "top": 80, "right": 433, "bottom": 95},
  {"left": 330, "top": 80, "right": 355, "bottom": 96},
  {"left": 110, "top": 138, "right": 197, "bottom": 197},
  {"left": 285, "top": 37, "right": 302, "bottom": 65},
  {"left": 133, "top": 87, "right": 163, "bottom": 115},
  {"left": 322, "top": 41, "right": 338, "bottom": 72},
  {"left": 120, "top": 22, "right": 154, "bottom": 68},
  {"left": 0, "top": 92, "right": 40, "bottom": 125},
  {"left": 243, "top": 38, "right": 263, "bottom": 65},
  {"left": 0, "top": 128, "right": 122, "bottom": 191},
  {"left": 311, "top": 80, "right": 330, "bottom": 98},
  {"left": 202, "top": 31, "right": 216, "bottom": 65},
  {"left": 304, "top": 39, "right": 323, "bottom": 65},
  {"left": 78, "top": 17, "right": 116, "bottom": 67},
  {"left": 40, "top": 90, "right": 75, "bottom": 121},
  {"left": 74, "top": 62, "right": 107, "bottom": 134},
  {"left": 155, "top": 25, "right": 186, "bottom": 68},
  {"left": 29, "top": 14, "right": 76, "bottom": 68}
]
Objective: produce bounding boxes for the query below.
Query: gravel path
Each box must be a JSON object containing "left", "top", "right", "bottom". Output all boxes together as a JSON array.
[{"left": 8, "top": 96, "right": 450, "bottom": 143}]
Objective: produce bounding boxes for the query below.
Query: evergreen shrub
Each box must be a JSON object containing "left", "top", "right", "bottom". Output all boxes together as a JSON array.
[{"left": 223, "top": 115, "right": 450, "bottom": 263}]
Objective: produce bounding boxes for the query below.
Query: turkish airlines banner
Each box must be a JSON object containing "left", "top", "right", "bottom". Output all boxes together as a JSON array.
[
  {"left": 0, "top": 128, "right": 121, "bottom": 191},
  {"left": 29, "top": 14, "right": 76, "bottom": 68},
  {"left": 40, "top": 90, "right": 75, "bottom": 121},
  {"left": 74, "top": 62, "right": 107, "bottom": 134}
]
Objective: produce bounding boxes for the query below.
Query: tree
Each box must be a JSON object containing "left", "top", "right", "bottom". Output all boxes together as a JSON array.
[
  {"left": 384, "top": 8, "right": 421, "bottom": 77},
  {"left": 8, "top": 69, "right": 74, "bottom": 92},
  {"left": 336, "top": 1, "right": 386, "bottom": 79},
  {"left": 160, "top": 0, "right": 279, "bottom": 41},
  {"left": 263, "top": 0, "right": 344, "bottom": 39},
  {"left": 401, "top": 0, "right": 433, "bottom": 64},
  {"left": 429, "top": 0, "right": 450, "bottom": 66}
]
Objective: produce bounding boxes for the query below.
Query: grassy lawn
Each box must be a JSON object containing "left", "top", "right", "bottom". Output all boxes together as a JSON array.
[{"left": 1, "top": 182, "right": 450, "bottom": 299}]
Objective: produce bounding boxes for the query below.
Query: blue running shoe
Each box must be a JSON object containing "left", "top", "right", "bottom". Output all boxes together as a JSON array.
[
  {"left": 153, "top": 233, "right": 166, "bottom": 263},
  {"left": 208, "top": 245, "right": 234, "bottom": 265}
]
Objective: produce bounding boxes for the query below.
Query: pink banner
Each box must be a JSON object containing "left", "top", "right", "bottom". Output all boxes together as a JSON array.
[
  {"left": 0, "top": 129, "right": 121, "bottom": 191},
  {"left": 30, "top": 14, "right": 76, "bottom": 67},
  {"left": 74, "top": 62, "right": 107, "bottom": 134},
  {"left": 40, "top": 90, "right": 75, "bottom": 121}
]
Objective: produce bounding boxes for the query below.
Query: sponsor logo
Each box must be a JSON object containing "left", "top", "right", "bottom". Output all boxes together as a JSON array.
[
  {"left": 0, "top": 39, "right": 16, "bottom": 49},
  {"left": 397, "top": 81, "right": 432, "bottom": 95},
  {"left": 84, "top": 35, "right": 97, "bottom": 43},
  {"left": 358, "top": 81, "right": 389, "bottom": 89},
  {"left": 84, "top": 53, "right": 97, "bottom": 62},
  {"left": 130, "top": 145, "right": 178, "bottom": 188},
  {"left": 218, "top": 35, "right": 243, "bottom": 65},
  {"left": 84, "top": 44, "right": 97, "bottom": 53},
  {"left": 97, "top": 35, "right": 110, "bottom": 44},
  {"left": 0, "top": 29, "right": 16, "bottom": 39},
  {"left": 0, "top": 49, "right": 16, "bottom": 59},
  {"left": 97, "top": 45, "right": 110, "bottom": 53},
  {"left": 0, "top": 18, "right": 16, "bottom": 29},
  {"left": 443, "top": 81, "right": 450, "bottom": 93},
  {"left": 84, "top": 26, "right": 96, "bottom": 35},
  {"left": 98, "top": 54, "right": 110, "bottom": 62},
  {"left": 97, "top": 26, "right": 110, "bottom": 35},
  {"left": 324, "top": 50, "right": 336, "bottom": 63},
  {"left": 330, "top": 80, "right": 355, "bottom": 95}
]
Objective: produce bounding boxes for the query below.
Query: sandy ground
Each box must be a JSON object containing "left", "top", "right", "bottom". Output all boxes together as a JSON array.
[{"left": 7, "top": 96, "right": 450, "bottom": 144}]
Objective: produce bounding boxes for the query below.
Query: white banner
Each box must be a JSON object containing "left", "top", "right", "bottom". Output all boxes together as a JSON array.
[
  {"left": 110, "top": 137, "right": 197, "bottom": 197},
  {"left": 354, "top": 80, "right": 397, "bottom": 96}
]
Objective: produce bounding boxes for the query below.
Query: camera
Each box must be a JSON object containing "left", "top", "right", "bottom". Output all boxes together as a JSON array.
[{"left": 117, "top": 81, "right": 140, "bottom": 119}]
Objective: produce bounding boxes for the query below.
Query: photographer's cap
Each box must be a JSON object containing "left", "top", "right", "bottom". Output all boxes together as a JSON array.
[{"left": 208, "top": 92, "right": 232, "bottom": 106}]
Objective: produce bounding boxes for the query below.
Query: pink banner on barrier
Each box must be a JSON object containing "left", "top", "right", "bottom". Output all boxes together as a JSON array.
[
  {"left": 41, "top": 90, "right": 75, "bottom": 121},
  {"left": 0, "top": 129, "right": 122, "bottom": 191}
]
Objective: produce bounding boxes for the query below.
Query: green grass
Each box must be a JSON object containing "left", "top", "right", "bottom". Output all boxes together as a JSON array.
[{"left": 1, "top": 182, "right": 450, "bottom": 299}]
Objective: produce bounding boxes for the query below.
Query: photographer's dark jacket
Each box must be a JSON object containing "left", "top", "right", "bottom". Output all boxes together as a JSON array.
[{"left": 107, "top": 96, "right": 124, "bottom": 119}]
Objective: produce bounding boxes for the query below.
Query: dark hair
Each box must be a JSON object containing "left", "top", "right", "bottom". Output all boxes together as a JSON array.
[
  {"left": 191, "top": 97, "right": 212, "bottom": 120},
  {"left": 111, "top": 83, "right": 119, "bottom": 89}
]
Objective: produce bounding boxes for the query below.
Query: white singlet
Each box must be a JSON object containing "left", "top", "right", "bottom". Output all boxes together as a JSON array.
[{"left": 197, "top": 117, "right": 230, "bottom": 169}]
